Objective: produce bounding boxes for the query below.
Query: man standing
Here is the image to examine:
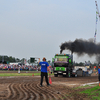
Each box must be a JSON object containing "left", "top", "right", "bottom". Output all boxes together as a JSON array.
[
  {"left": 38, "top": 57, "right": 51, "bottom": 87},
  {"left": 98, "top": 65, "right": 100, "bottom": 86},
  {"left": 18, "top": 65, "right": 21, "bottom": 74}
]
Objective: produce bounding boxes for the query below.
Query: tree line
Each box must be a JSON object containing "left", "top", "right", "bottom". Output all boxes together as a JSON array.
[{"left": 0, "top": 55, "right": 22, "bottom": 63}]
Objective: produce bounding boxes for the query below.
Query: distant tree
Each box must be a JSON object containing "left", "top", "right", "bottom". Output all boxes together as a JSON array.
[
  {"left": 79, "top": 62, "right": 84, "bottom": 66},
  {"left": 15, "top": 58, "right": 21, "bottom": 62},
  {"left": 9, "top": 56, "right": 16, "bottom": 62},
  {"left": 74, "top": 62, "right": 84, "bottom": 66},
  {"left": 0, "top": 55, "right": 22, "bottom": 63},
  {"left": 74, "top": 62, "right": 79, "bottom": 66}
]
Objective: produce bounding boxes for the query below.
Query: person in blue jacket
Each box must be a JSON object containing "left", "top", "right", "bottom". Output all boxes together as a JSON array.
[
  {"left": 38, "top": 57, "right": 51, "bottom": 87},
  {"left": 98, "top": 65, "right": 100, "bottom": 86}
]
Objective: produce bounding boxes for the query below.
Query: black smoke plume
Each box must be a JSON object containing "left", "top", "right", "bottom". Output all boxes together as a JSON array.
[
  {"left": 96, "top": 55, "right": 100, "bottom": 64},
  {"left": 60, "top": 38, "right": 100, "bottom": 56}
]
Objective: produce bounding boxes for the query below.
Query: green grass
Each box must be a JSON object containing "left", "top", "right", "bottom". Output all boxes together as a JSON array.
[
  {"left": 73, "top": 85, "right": 95, "bottom": 90},
  {"left": 0, "top": 72, "right": 54, "bottom": 77},
  {"left": 80, "top": 85, "right": 100, "bottom": 100},
  {"left": 0, "top": 73, "right": 40, "bottom": 76}
]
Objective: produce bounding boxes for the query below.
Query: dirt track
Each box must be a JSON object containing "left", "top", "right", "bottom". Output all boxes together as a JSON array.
[{"left": 0, "top": 75, "right": 99, "bottom": 100}]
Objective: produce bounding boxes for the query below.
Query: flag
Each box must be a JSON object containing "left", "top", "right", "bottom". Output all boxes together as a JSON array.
[
  {"left": 96, "top": 11, "right": 98, "bottom": 14},
  {"left": 94, "top": 32, "right": 96, "bottom": 37},
  {"left": 49, "top": 77, "right": 52, "bottom": 84}
]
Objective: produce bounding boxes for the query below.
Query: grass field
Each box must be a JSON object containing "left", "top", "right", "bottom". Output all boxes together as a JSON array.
[
  {"left": 80, "top": 85, "right": 100, "bottom": 100},
  {"left": 0, "top": 73, "right": 40, "bottom": 76},
  {"left": 0, "top": 72, "right": 53, "bottom": 77}
]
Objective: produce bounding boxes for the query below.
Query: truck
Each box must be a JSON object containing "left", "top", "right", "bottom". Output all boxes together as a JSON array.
[
  {"left": 53, "top": 54, "right": 76, "bottom": 77},
  {"left": 52, "top": 54, "right": 93, "bottom": 77}
]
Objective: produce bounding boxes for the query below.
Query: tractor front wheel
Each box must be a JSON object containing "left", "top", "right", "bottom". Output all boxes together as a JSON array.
[{"left": 54, "top": 74, "right": 58, "bottom": 77}]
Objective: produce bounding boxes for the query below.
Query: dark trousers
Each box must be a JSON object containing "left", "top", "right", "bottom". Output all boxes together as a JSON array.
[
  {"left": 99, "top": 74, "right": 100, "bottom": 82},
  {"left": 40, "top": 72, "right": 49, "bottom": 85}
]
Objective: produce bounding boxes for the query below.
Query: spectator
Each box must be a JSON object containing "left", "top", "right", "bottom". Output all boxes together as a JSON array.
[{"left": 98, "top": 65, "right": 100, "bottom": 86}]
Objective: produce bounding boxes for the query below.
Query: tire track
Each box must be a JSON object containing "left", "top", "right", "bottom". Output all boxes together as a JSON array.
[
  {"left": 35, "top": 83, "right": 51, "bottom": 100},
  {"left": 37, "top": 83, "right": 63, "bottom": 100},
  {"left": 22, "top": 83, "right": 38, "bottom": 100},
  {"left": 8, "top": 83, "right": 16, "bottom": 100},
  {"left": 30, "top": 82, "right": 46, "bottom": 100},
  {"left": 21, "top": 83, "right": 30, "bottom": 100},
  {"left": 15, "top": 83, "right": 25, "bottom": 100},
  {"left": 47, "top": 85, "right": 71, "bottom": 100},
  {"left": 29, "top": 93, "right": 35, "bottom": 100},
  {"left": 18, "top": 83, "right": 26, "bottom": 100},
  {"left": 32, "top": 82, "right": 61, "bottom": 100},
  {"left": 11, "top": 84, "right": 19, "bottom": 100},
  {"left": 3, "top": 83, "right": 17, "bottom": 100},
  {"left": 47, "top": 87, "right": 66, "bottom": 100},
  {"left": 48, "top": 84, "right": 69, "bottom": 100},
  {"left": 48, "top": 85, "right": 68, "bottom": 100},
  {"left": 27, "top": 83, "right": 39, "bottom": 100},
  {"left": 0, "top": 84, "right": 11, "bottom": 100},
  {"left": 0, "top": 81, "right": 72, "bottom": 100},
  {"left": 36, "top": 83, "right": 56, "bottom": 100},
  {"left": 19, "top": 83, "right": 29, "bottom": 100},
  {"left": 25, "top": 83, "right": 36, "bottom": 100}
]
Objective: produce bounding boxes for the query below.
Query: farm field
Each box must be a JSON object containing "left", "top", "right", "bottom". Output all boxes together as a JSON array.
[
  {"left": 0, "top": 71, "right": 40, "bottom": 73},
  {"left": 0, "top": 71, "right": 99, "bottom": 100}
]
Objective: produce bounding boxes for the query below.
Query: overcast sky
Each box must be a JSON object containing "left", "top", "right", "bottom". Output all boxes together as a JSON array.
[{"left": 0, "top": 0, "right": 100, "bottom": 63}]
